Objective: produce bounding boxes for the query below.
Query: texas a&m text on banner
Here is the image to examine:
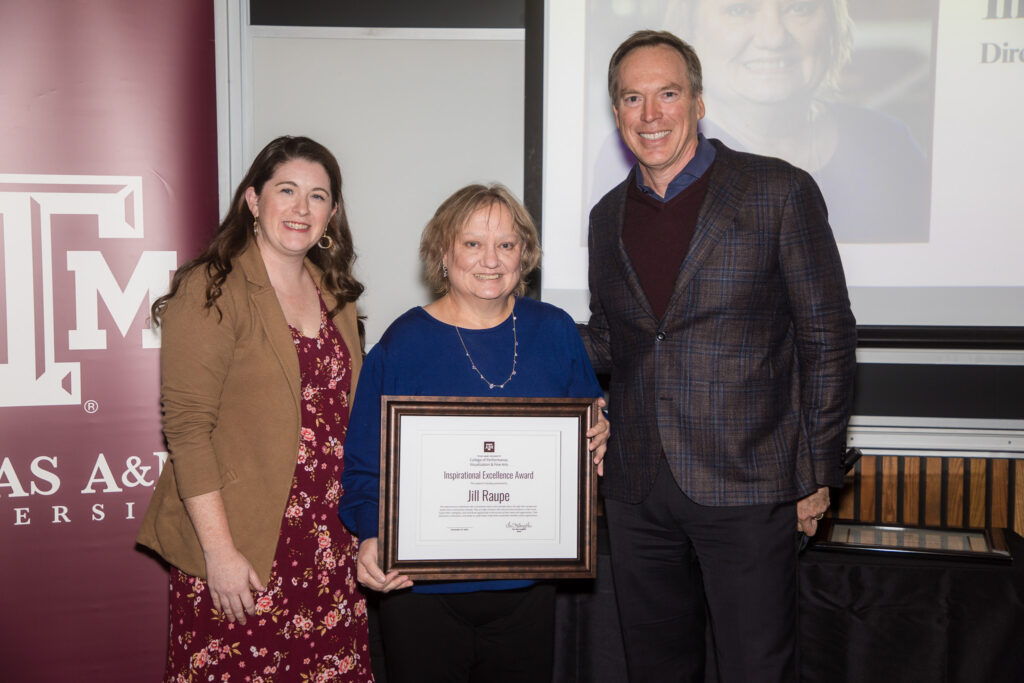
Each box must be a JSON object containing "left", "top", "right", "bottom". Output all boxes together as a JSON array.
[{"left": 0, "top": 1, "right": 217, "bottom": 680}]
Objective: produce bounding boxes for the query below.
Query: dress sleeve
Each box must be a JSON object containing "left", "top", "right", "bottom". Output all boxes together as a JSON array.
[
  {"left": 339, "top": 343, "right": 386, "bottom": 539},
  {"left": 159, "top": 272, "right": 238, "bottom": 499}
]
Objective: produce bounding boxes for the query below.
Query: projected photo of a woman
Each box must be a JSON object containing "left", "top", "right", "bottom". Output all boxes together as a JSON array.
[{"left": 588, "top": 0, "right": 933, "bottom": 244}]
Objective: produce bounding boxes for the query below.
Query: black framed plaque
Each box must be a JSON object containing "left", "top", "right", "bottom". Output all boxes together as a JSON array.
[
  {"left": 378, "top": 395, "right": 600, "bottom": 580},
  {"left": 813, "top": 519, "right": 1012, "bottom": 563}
]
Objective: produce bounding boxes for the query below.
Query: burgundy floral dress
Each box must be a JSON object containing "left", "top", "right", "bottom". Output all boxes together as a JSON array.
[{"left": 165, "top": 298, "right": 373, "bottom": 682}]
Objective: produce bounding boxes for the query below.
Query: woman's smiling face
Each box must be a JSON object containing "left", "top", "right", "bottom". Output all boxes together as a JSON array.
[
  {"left": 246, "top": 158, "right": 337, "bottom": 260},
  {"left": 444, "top": 202, "right": 523, "bottom": 307},
  {"left": 692, "top": 0, "right": 832, "bottom": 106}
]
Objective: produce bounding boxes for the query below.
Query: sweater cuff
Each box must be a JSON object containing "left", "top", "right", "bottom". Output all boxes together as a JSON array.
[{"left": 355, "top": 505, "right": 379, "bottom": 541}]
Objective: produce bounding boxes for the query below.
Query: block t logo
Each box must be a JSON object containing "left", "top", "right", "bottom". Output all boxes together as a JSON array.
[{"left": 0, "top": 175, "right": 176, "bottom": 407}]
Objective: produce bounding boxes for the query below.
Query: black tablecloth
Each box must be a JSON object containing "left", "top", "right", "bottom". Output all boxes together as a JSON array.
[
  {"left": 799, "top": 530, "right": 1024, "bottom": 682},
  {"left": 552, "top": 527, "right": 1024, "bottom": 682}
]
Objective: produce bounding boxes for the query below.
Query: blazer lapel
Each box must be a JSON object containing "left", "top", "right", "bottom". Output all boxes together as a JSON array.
[
  {"left": 663, "top": 146, "right": 748, "bottom": 314},
  {"left": 238, "top": 245, "right": 301, "bottom": 408},
  {"left": 609, "top": 171, "right": 657, "bottom": 322}
]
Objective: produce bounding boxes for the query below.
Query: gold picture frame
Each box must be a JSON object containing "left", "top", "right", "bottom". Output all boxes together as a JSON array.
[
  {"left": 813, "top": 519, "right": 1011, "bottom": 563},
  {"left": 378, "top": 395, "right": 600, "bottom": 580}
]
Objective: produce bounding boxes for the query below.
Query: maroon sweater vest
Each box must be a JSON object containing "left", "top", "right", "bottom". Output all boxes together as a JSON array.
[{"left": 622, "top": 169, "right": 712, "bottom": 320}]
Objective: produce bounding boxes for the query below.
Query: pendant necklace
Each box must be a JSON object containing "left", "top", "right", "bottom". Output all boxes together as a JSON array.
[{"left": 453, "top": 306, "right": 518, "bottom": 390}]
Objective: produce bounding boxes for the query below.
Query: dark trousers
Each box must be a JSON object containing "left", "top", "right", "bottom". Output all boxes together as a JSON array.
[
  {"left": 377, "top": 583, "right": 555, "bottom": 683},
  {"left": 604, "top": 458, "right": 799, "bottom": 683}
]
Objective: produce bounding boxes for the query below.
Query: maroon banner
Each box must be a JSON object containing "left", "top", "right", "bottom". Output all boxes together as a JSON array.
[{"left": 0, "top": 1, "right": 218, "bottom": 680}]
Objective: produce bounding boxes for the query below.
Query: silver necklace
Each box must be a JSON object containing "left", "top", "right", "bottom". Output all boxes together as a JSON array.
[{"left": 453, "top": 310, "right": 518, "bottom": 389}]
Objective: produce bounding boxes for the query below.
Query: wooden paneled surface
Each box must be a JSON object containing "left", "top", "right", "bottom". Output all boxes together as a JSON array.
[{"left": 831, "top": 455, "right": 1022, "bottom": 536}]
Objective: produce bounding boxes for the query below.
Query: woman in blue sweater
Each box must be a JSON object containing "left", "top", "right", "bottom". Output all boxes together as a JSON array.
[{"left": 340, "top": 184, "right": 607, "bottom": 682}]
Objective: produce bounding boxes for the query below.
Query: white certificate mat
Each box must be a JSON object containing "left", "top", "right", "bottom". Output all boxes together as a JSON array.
[
  {"left": 402, "top": 420, "right": 573, "bottom": 558},
  {"left": 379, "top": 396, "right": 598, "bottom": 579}
]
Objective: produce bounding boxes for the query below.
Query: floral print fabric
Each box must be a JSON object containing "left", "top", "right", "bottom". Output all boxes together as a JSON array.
[{"left": 165, "top": 298, "right": 373, "bottom": 682}]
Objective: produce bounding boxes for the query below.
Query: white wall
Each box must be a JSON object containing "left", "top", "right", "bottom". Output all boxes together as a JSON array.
[{"left": 242, "top": 27, "right": 525, "bottom": 346}]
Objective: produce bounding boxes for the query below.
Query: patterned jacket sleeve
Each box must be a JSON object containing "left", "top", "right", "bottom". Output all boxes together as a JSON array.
[
  {"left": 779, "top": 169, "right": 858, "bottom": 488},
  {"left": 578, "top": 207, "right": 614, "bottom": 375}
]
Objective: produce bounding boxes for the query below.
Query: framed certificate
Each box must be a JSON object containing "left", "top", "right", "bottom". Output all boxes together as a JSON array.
[
  {"left": 813, "top": 519, "right": 1012, "bottom": 563},
  {"left": 378, "top": 395, "right": 600, "bottom": 580}
]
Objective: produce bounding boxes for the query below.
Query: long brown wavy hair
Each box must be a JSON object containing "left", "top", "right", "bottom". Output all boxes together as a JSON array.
[{"left": 151, "top": 136, "right": 363, "bottom": 325}]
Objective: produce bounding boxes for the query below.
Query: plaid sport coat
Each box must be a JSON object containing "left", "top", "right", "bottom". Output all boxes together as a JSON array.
[{"left": 581, "top": 139, "right": 857, "bottom": 506}]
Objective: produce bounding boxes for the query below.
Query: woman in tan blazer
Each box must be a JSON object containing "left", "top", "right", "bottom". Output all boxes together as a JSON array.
[{"left": 137, "top": 136, "right": 373, "bottom": 682}]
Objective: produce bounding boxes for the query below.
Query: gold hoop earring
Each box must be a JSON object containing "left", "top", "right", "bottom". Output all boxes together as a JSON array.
[
  {"left": 253, "top": 218, "right": 260, "bottom": 236},
  {"left": 318, "top": 234, "right": 334, "bottom": 250}
]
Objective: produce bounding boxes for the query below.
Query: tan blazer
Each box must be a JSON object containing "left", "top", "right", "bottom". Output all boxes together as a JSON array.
[{"left": 136, "top": 244, "right": 362, "bottom": 584}]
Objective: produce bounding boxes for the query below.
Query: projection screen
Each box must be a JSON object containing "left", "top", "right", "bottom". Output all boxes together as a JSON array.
[{"left": 541, "top": 0, "right": 1024, "bottom": 330}]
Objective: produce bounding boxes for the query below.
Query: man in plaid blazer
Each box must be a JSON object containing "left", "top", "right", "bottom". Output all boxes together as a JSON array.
[{"left": 579, "top": 31, "right": 857, "bottom": 682}]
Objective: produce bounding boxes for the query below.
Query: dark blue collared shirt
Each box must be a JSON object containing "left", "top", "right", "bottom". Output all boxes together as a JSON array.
[{"left": 635, "top": 133, "right": 717, "bottom": 202}]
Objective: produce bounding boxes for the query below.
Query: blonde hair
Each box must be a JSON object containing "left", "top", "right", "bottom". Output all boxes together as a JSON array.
[
  {"left": 419, "top": 184, "right": 541, "bottom": 296},
  {"left": 663, "top": 0, "right": 854, "bottom": 96}
]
